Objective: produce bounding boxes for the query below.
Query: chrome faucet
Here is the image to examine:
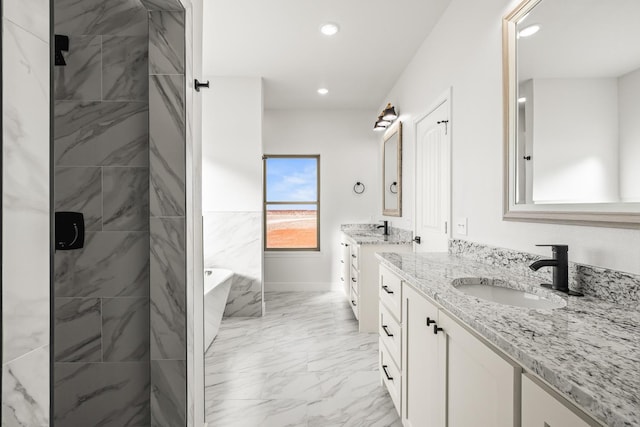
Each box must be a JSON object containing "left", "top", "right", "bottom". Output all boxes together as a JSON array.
[
  {"left": 529, "top": 244, "right": 582, "bottom": 296},
  {"left": 377, "top": 220, "right": 389, "bottom": 236}
]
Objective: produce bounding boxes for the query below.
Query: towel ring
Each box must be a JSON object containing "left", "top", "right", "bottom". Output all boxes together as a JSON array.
[
  {"left": 353, "top": 182, "right": 366, "bottom": 194},
  {"left": 389, "top": 182, "right": 398, "bottom": 194}
]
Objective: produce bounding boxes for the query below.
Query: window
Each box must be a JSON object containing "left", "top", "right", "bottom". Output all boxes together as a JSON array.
[{"left": 263, "top": 155, "right": 320, "bottom": 251}]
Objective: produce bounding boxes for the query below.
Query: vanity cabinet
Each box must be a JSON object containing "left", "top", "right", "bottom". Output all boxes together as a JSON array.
[
  {"left": 521, "top": 374, "right": 595, "bottom": 427},
  {"left": 439, "top": 310, "right": 520, "bottom": 427},
  {"left": 339, "top": 239, "right": 351, "bottom": 298},
  {"left": 383, "top": 266, "right": 520, "bottom": 427},
  {"left": 341, "top": 235, "right": 410, "bottom": 332},
  {"left": 402, "top": 284, "right": 445, "bottom": 427}
]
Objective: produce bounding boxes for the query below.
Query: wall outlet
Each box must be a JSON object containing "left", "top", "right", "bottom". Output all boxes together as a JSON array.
[{"left": 456, "top": 218, "right": 468, "bottom": 236}]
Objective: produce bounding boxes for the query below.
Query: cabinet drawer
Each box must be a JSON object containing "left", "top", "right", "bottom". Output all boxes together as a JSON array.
[
  {"left": 379, "top": 265, "right": 402, "bottom": 320},
  {"left": 380, "top": 339, "right": 401, "bottom": 416},
  {"left": 350, "top": 265, "right": 359, "bottom": 294},
  {"left": 379, "top": 302, "right": 401, "bottom": 368},
  {"left": 349, "top": 286, "right": 359, "bottom": 320},
  {"left": 350, "top": 244, "right": 359, "bottom": 270}
]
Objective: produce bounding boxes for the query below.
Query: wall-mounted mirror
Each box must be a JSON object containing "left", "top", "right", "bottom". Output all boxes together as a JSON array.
[
  {"left": 383, "top": 122, "right": 402, "bottom": 216},
  {"left": 503, "top": 0, "right": 640, "bottom": 228}
]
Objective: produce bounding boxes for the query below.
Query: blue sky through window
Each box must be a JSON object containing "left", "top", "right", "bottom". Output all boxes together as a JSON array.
[{"left": 266, "top": 157, "right": 318, "bottom": 206}]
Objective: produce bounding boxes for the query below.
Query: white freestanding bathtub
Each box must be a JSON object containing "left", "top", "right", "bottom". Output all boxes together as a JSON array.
[{"left": 204, "top": 268, "right": 233, "bottom": 351}]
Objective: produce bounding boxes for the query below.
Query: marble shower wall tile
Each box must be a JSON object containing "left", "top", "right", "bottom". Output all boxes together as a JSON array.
[
  {"left": 102, "top": 36, "right": 149, "bottom": 101},
  {"left": 140, "top": 0, "right": 184, "bottom": 11},
  {"left": 103, "top": 297, "right": 150, "bottom": 362},
  {"left": 54, "top": 362, "right": 150, "bottom": 427},
  {"left": 54, "top": 298, "right": 102, "bottom": 362},
  {"left": 151, "top": 360, "right": 187, "bottom": 427},
  {"left": 54, "top": 35, "right": 102, "bottom": 101},
  {"left": 149, "top": 11, "right": 185, "bottom": 74},
  {"left": 150, "top": 218, "right": 186, "bottom": 359},
  {"left": 2, "top": 19, "right": 50, "bottom": 364},
  {"left": 55, "top": 101, "right": 149, "bottom": 166},
  {"left": 55, "top": 166, "right": 102, "bottom": 230},
  {"left": 54, "top": 0, "right": 148, "bottom": 36},
  {"left": 2, "top": 346, "right": 50, "bottom": 426},
  {"left": 103, "top": 167, "right": 150, "bottom": 231},
  {"left": 4, "top": 0, "right": 49, "bottom": 42},
  {"left": 150, "top": 74, "right": 186, "bottom": 216},
  {"left": 55, "top": 231, "right": 149, "bottom": 297}
]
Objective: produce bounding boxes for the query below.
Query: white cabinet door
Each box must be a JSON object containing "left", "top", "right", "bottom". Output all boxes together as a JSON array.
[
  {"left": 439, "top": 311, "right": 521, "bottom": 427},
  {"left": 402, "top": 284, "right": 445, "bottom": 427},
  {"left": 522, "top": 374, "right": 593, "bottom": 427}
]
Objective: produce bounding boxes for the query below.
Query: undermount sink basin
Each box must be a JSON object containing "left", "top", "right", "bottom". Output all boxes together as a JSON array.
[{"left": 451, "top": 278, "right": 567, "bottom": 309}]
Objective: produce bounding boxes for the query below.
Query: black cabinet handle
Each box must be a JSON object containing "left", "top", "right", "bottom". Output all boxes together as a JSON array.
[
  {"left": 382, "top": 365, "right": 394, "bottom": 381},
  {"left": 351, "top": 300, "right": 357, "bottom": 307},
  {"left": 382, "top": 325, "right": 394, "bottom": 337},
  {"left": 352, "top": 277, "right": 357, "bottom": 283},
  {"left": 340, "top": 260, "right": 344, "bottom": 264},
  {"left": 340, "top": 277, "right": 344, "bottom": 282},
  {"left": 434, "top": 324, "right": 443, "bottom": 334},
  {"left": 352, "top": 254, "right": 356, "bottom": 258},
  {"left": 426, "top": 317, "right": 436, "bottom": 326},
  {"left": 381, "top": 285, "right": 394, "bottom": 295}
]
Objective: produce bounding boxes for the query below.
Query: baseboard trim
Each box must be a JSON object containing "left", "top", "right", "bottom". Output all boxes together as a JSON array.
[{"left": 265, "top": 282, "right": 340, "bottom": 292}]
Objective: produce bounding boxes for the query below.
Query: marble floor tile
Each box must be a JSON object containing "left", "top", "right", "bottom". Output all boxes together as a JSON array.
[{"left": 205, "top": 291, "right": 400, "bottom": 426}]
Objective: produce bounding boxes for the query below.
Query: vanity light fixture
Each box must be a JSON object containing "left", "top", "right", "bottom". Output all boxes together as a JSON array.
[
  {"left": 373, "top": 103, "right": 399, "bottom": 131},
  {"left": 382, "top": 103, "right": 398, "bottom": 121},
  {"left": 320, "top": 23, "right": 340, "bottom": 36},
  {"left": 518, "top": 24, "right": 540, "bottom": 38},
  {"left": 317, "top": 88, "right": 329, "bottom": 95}
]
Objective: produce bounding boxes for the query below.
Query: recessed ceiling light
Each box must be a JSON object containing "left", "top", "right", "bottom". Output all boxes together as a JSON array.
[
  {"left": 518, "top": 97, "right": 527, "bottom": 103},
  {"left": 317, "top": 88, "right": 329, "bottom": 95},
  {"left": 518, "top": 24, "right": 540, "bottom": 38},
  {"left": 320, "top": 23, "right": 340, "bottom": 36}
]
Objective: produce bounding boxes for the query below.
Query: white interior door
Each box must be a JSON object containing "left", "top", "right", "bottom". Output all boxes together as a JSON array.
[{"left": 414, "top": 97, "right": 450, "bottom": 253}]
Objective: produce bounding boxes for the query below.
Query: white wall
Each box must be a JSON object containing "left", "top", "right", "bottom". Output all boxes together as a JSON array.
[
  {"left": 379, "top": 0, "right": 640, "bottom": 274},
  {"left": 531, "top": 78, "right": 619, "bottom": 204},
  {"left": 263, "top": 110, "right": 379, "bottom": 289},
  {"left": 202, "top": 77, "right": 263, "bottom": 212},
  {"left": 618, "top": 68, "right": 640, "bottom": 202}
]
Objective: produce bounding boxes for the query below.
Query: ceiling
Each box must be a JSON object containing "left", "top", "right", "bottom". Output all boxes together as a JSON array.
[{"left": 203, "top": 0, "right": 451, "bottom": 110}]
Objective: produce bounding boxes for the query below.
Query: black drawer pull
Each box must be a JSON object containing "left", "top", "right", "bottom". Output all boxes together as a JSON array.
[
  {"left": 381, "top": 285, "right": 394, "bottom": 295},
  {"left": 352, "top": 254, "right": 356, "bottom": 258},
  {"left": 352, "top": 277, "right": 357, "bottom": 283},
  {"left": 426, "top": 317, "right": 436, "bottom": 326},
  {"left": 340, "top": 260, "right": 344, "bottom": 264},
  {"left": 382, "top": 365, "right": 394, "bottom": 381},
  {"left": 351, "top": 300, "right": 357, "bottom": 307},
  {"left": 382, "top": 325, "right": 393, "bottom": 337},
  {"left": 434, "top": 324, "right": 443, "bottom": 334},
  {"left": 340, "top": 277, "right": 344, "bottom": 282}
]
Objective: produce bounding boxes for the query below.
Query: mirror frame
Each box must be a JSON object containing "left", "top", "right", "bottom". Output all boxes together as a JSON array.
[
  {"left": 502, "top": 0, "right": 640, "bottom": 229},
  {"left": 383, "top": 121, "right": 402, "bottom": 217}
]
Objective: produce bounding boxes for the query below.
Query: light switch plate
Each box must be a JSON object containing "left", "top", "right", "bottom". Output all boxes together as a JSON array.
[{"left": 456, "top": 218, "right": 468, "bottom": 236}]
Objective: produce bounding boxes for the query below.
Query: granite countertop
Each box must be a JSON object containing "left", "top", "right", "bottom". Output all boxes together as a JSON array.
[
  {"left": 341, "top": 224, "right": 413, "bottom": 245},
  {"left": 376, "top": 252, "right": 640, "bottom": 427}
]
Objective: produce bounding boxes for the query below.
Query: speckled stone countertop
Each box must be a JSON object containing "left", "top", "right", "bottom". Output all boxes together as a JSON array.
[
  {"left": 341, "top": 224, "right": 412, "bottom": 245},
  {"left": 376, "top": 252, "right": 640, "bottom": 427}
]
